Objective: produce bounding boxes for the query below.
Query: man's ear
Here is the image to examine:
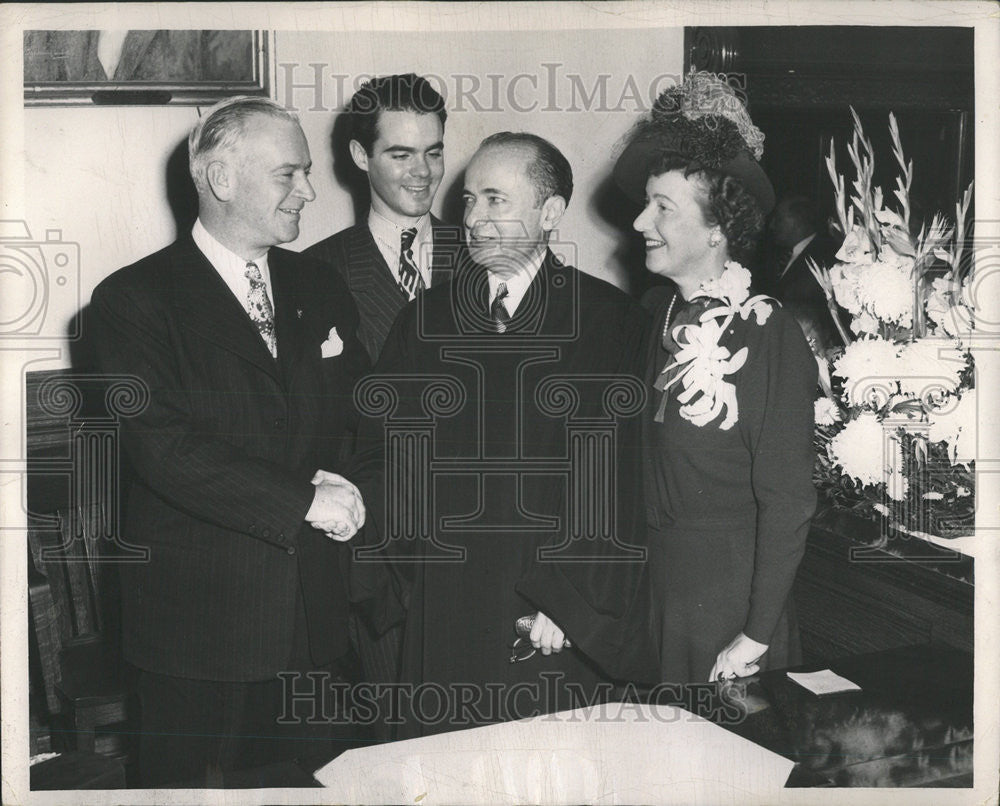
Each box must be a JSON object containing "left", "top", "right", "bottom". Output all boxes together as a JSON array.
[
  {"left": 206, "top": 160, "right": 234, "bottom": 202},
  {"left": 349, "top": 139, "right": 370, "bottom": 173},
  {"left": 539, "top": 195, "right": 567, "bottom": 233}
]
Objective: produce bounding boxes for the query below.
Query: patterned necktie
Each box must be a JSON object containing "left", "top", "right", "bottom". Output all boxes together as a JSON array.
[
  {"left": 245, "top": 261, "right": 277, "bottom": 358},
  {"left": 398, "top": 227, "right": 424, "bottom": 300},
  {"left": 491, "top": 282, "right": 511, "bottom": 333}
]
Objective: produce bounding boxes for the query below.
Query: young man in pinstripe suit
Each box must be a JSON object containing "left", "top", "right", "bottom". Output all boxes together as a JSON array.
[
  {"left": 305, "top": 75, "right": 464, "bottom": 733},
  {"left": 305, "top": 73, "right": 463, "bottom": 363}
]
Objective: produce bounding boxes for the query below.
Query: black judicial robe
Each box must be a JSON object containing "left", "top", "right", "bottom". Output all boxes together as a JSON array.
[{"left": 350, "top": 251, "right": 657, "bottom": 736}]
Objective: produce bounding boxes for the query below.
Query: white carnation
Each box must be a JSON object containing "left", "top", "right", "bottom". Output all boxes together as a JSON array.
[
  {"left": 716, "top": 261, "right": 752, "bottom": 304},
  {"left": 698, "top": 261, "right": 752, "bottom": 306}
]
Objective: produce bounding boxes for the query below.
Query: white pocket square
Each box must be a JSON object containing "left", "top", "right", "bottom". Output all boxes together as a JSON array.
[{"left": 321, "top": 326, "right": 344, "bottom": 358}]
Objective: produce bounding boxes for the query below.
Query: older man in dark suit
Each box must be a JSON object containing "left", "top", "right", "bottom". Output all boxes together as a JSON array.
[
  {"left": 90, "top": 96, "right": 369, "bottom": 786},
  {"left": 350, "top": 133, "right": 656, "bottom": 739}
]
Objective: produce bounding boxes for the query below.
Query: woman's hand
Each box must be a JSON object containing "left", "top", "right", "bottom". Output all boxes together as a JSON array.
[{"left": 709, "top": 632, "right": 768, "bottom": 682}]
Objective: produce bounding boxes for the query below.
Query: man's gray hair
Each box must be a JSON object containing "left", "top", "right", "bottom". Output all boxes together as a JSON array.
[{"left": 188, "top": 95, "right": 298, "bottom": 190}]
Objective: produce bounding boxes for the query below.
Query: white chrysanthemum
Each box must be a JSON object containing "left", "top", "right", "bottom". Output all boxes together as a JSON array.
[
  {"left": 829, "top": 412, "right": 906, "bottom": 499},
  {"left": 815, "top": 397, "right": 842, "bottom": 426},
  {"left": 897, "top": 339, "right": 968, "bottom": 399},
  {"left": 860, "top": 257, "right": 913, "bottom": 328},
  {"left": 833, "top": 337, "right": 902, "bottom": 408},
  {"left": 928, "top": 388, "right": 977, "bottom": 467},
  {"left": 830, "top": 413, "right": 886, "bottom": 487}
]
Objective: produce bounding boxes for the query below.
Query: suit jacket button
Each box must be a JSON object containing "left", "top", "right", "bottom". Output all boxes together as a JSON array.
[
  {"left": 261, "top": 527, "right": 271, "bottom": 538},
  {"left": 286, "top": 546, "right": 296, "bottom": 556}
]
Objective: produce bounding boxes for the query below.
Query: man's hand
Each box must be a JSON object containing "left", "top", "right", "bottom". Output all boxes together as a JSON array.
[
  {"left": 708, "top": 632, "right": 768, "bottom": 682},
  {"left": 529, "top": 610, "right": 567, "bottom": 655},
  {"left": 305, "top": 470, "right": 365, "bottom": 541}
]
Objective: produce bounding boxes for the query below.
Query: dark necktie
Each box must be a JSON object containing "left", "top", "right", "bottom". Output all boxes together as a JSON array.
[
  {"left": 245, "top": 261, "right": 277, "bottom": 358},
  {"left": 491, "top": 282, "right": 511, "bottom": 333},
  {"left": 398, "top": 227, "right": 424, "bottom": 300}
]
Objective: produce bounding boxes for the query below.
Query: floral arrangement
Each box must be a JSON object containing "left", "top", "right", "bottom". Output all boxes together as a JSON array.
[
  {"left": 808, "top": 109, "right": 975, "bottom": 538},
  {"left": 655, "top": 261, "right": 773, "bottom": 430}
]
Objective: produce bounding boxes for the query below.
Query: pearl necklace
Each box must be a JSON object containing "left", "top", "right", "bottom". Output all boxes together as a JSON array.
[{"left": 660, "top": 293, "right": 678, "bottom": 345}]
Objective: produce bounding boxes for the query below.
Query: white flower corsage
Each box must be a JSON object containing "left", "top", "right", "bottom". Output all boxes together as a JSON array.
[
  {"left": 655, "top": 261, "right": 775, "bottom": 430},
  {"left": 321, "top": 326, "right": 344, "bottom": 358}
]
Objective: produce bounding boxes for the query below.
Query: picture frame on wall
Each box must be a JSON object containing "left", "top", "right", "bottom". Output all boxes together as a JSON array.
[{"left": 23, "top": 29, "right": 269, "bottom": 106}]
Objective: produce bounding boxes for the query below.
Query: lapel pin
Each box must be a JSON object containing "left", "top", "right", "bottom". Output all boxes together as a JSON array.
[{"left": 296, "top": 308, "right": 303, "bottom": 319}]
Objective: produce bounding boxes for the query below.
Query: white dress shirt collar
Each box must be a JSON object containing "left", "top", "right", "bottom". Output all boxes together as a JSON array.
[
  {"left": 487, "top": 247, "right": 547, "bottom": 317},
  {"left": 368, "top": 208, "right": 434, "bottom": 290},
  {"left": 780, "top": 233, "right": 817, "bottom": 278},
  {"left": 191, "top": 218, "right": 273, "bottom": 311}
]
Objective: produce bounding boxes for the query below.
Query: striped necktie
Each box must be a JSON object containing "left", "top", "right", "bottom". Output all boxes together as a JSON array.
[
  {"left": 245, "top": 261, "right": 277, "bottom": 358},
  {"left": 398, "top": 227, "right": 425, "bottom": 300}
]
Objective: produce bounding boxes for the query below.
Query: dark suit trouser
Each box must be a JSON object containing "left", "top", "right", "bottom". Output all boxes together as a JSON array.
[
  {"left": 136, "top": 589, "right": 366, "bottom": 787},
  {"left": 349, "top": 614, "right": 402, "bottom": 741}
]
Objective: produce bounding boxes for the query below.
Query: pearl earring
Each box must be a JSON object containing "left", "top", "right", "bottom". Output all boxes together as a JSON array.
[{"left": 709, "top": 231, "right": 722, "bottom": 247}]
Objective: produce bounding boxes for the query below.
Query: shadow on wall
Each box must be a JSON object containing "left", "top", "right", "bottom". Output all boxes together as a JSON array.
[
  {"left": 166, "top": 138, "right": 199, "bottom": 236},
  {"left": 70, "top": 137, "right": 200, "bottom": 373},
  {"left": 589, "top": 172, "right": 649, "bottom": 297},
  {"left": 330, "top": 112, "right": 371, "bottom": 225},
  {"left": 439, "top": 172, "right": 467, "bottom": 233}
]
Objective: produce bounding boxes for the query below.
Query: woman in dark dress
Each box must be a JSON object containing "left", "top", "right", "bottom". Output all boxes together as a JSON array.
[{"left": 613, "top": 72, "right": 818, "bottom": 683}]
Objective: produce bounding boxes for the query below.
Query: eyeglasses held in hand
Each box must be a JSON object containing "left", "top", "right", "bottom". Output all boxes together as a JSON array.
[{"left": 508, "top": 614, "right": 572, "bottom": 664}]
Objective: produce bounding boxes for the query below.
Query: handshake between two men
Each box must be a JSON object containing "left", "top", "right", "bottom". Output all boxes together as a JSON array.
[
  {"left": 305, "top": 469, "right": 366, "bottom": 541},
  {"left": 303, "top": 467, "right": 568, "bottom": 655}
]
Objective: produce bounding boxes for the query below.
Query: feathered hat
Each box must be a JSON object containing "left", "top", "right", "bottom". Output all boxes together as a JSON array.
[{"left": 613, "top": 71, "right": 775, "bottom": 213}]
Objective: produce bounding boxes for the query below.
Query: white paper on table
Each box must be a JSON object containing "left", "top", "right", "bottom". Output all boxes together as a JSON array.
[
  {"left": 314, "top": 702, "right": 795, "bottom": 805},
  {"left": 786, "top": 669, "right": 862, "bottom": 695}
]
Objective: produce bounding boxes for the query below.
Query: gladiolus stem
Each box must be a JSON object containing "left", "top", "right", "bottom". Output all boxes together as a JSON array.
[{"left": 829, "top": 299, "right": 853, "bottom": 346}]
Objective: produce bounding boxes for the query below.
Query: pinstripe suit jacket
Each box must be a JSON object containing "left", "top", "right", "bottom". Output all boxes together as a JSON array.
[
  {"left": 89, "top": 235, "right": 371, "bottom": 681},
  {"left": 303, "top": 216, "right": 464, "bottom": 362}
]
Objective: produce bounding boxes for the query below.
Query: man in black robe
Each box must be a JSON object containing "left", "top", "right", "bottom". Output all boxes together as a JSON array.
[{"left": 348, "top": 132, "right": 656, "bottom": 738}]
